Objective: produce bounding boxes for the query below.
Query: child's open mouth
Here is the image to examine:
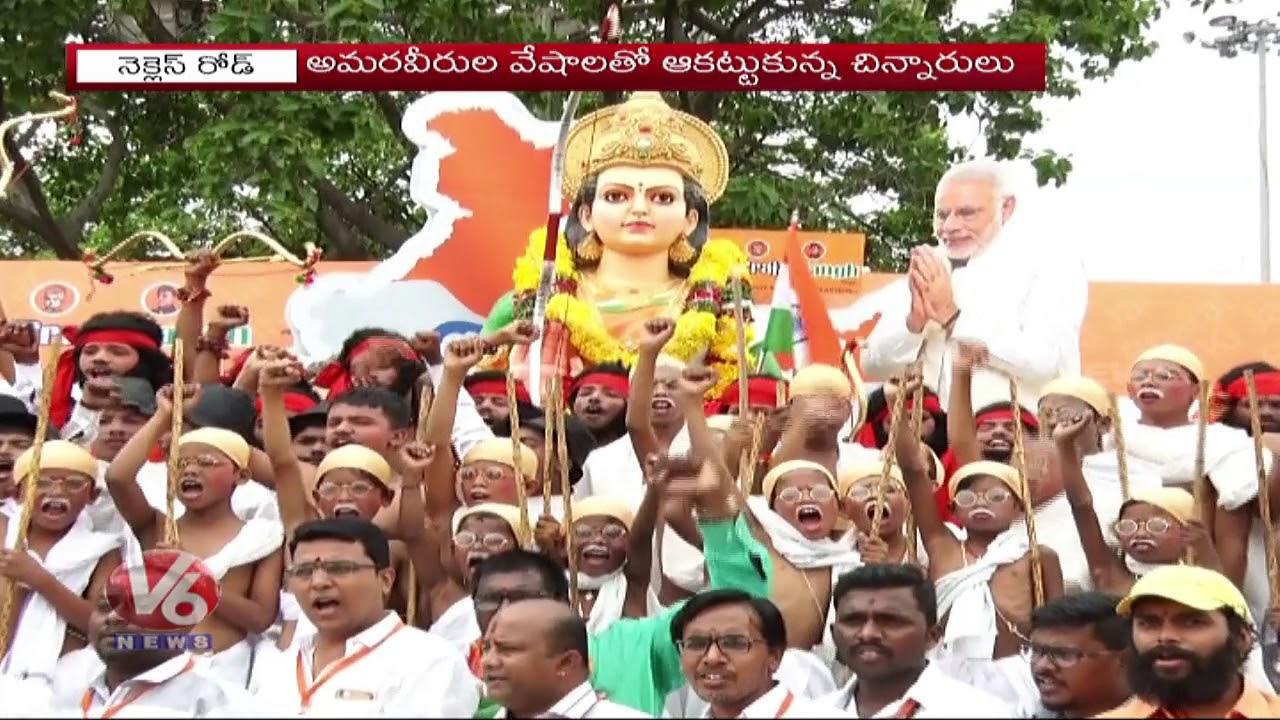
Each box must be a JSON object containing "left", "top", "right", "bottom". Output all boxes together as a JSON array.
[
  {"left": 40, "top": 498, "right": 70, "bottom": 517},
  {"left": 797, "top": 504, "right": 824, "bottom": 530}
]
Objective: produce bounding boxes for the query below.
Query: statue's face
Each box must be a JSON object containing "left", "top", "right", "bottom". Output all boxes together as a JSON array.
[{"left": 578, "top": 165, "right": 699, "bottom": 256}]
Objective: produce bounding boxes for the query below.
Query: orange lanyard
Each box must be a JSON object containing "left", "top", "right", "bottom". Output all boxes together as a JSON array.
[
  {"left": 468, "top": 639, "right": 483, "bottom": 679},
  {"left": 774, "top": 691, "right": 795, "bottom": 718},
  {"left": 295, "top": 623, "right": 405, "bottom": 709},
  {"left": 896, "top": 698, "right": 922, "bottom": 719},
  {"left": 80, "top": 658, "right": 195, "bottom": 718}
]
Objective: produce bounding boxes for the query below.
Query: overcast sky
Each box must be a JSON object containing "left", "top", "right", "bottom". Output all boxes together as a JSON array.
[{"left": 952, "top": 0, "right": 1280, "bottom": 283}]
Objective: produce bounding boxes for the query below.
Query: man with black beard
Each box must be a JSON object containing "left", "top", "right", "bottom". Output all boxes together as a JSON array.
[{"left": 1099, "top": 565, "right": 1280, "bottom": 718}]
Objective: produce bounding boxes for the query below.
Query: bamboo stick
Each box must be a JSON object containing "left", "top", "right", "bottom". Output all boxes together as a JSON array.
[
  {"left": 0, "top": 336, "right": 60, "bottom": 661},
  {"left": 164, "top": 340, "right": 185, "bottom": 546},
  {"left": 1244, "top": 371, "right": 1278, "bottom": 600},
  {"left": 1008, "top": 378, "right": 1044, "bottom": 607},
  {"left": 1107, "top": 393, "right": 1132, "bottom": 501},
  {"left": 505, "top": 372, "right": 532, "bottom": 548}
]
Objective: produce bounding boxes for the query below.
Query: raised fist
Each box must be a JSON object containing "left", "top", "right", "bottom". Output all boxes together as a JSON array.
[
  {"left": 677, "top": 365, "right": 718, "bottom": 399},
  {"left": 209, "top": 305, "right": 250, "bottom": 331},
  {"left": 639, "top": 318, "right": 675, "bottom": 353}
]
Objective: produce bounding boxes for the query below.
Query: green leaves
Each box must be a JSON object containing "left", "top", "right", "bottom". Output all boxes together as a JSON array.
[{"left": 0, "top": 0, "right": 1172, "bottom": 269}]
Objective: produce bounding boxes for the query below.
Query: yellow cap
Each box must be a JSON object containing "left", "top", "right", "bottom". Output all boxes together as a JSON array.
[
  {"left": 14, "top": 440, "right": 97, "bottom": 484},
  {"left": 1116, "top": 565, "right": 1253, "bottom": 624},
  {"left": 1135, "top": 344, "right": 1205, "bottom": 381},
  {"left": 1121, "top": 487, "right": 1195, "bottom": 524},
  {"left": 316, "top": 444, "right": 393, "bottom": 489},
  {"left": 573, "top": 495, "right": 635, "bottom": 530},
  {"left": 463, "top": 438, "right": 539, "bottom": 482},
  {"left": 451, "top": 502, "right": 522, "bottom": 535},
  {"left": 948, "top": 460, "right": 1024, "bottom": 504},
  {"left": 1041, "top": 376, "right": 1110, "bottom": 415},
  {"left": 790, "top": 364, "right": 852, "bottom": 399},
  {"left": 177, "top": 427, "right": 251, "bottom": 468},
  {"left": 761, "top": 459, "right": 835, "bottom": 501},
  {"left": 837, "top": 462, "right": 902, "bottom": 498}
]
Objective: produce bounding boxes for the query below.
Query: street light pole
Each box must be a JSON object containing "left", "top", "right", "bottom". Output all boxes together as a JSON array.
[
  {"left": 1186, "top": 13, "right": 1280, "bottom": 283},
  {"left": 1261, "top": 30, "right": 1272, "bottom": 282}
]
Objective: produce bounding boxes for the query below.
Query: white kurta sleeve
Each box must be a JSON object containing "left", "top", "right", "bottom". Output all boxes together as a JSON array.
[
  {"left": 426, "top": 363, "right": 493, "bottom": 460},
  {"left": 384, "top": 649, "right": 480, "bottom": 717},
  {"left": 0, "top": 361, "right": 41, "bottom": 411},
  {"left": 949, "top": 249, "right": 1087, "bottom": 384},
  {"left": 859, "top": 279, "right": 927, "bottom": 381}
]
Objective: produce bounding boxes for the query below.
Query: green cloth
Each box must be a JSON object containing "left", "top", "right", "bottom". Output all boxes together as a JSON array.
[
  {"left": 480, "top": 291, "right": 785, "bottom": 379},
  {"left": 472, "top": 513, "right": 772, "bottom": 718}
]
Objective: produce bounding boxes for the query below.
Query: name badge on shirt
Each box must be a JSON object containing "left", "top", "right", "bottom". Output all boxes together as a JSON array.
[{"left": 335, "top": 689, "right": 376, "bottom": 701}]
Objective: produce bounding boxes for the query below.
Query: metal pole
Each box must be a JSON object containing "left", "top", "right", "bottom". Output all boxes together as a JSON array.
[{"left": 1260, "top": 30, "right": 1272, "bottom": 283}]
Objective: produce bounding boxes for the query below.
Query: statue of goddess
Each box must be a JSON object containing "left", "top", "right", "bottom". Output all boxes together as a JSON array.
[{"left": 483, "top": 91, "right": 778, "bottom": 398}]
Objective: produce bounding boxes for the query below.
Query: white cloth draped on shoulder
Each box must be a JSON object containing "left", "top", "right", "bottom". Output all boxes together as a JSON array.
[
  {"left": 934, "top": 524, "right": 1029, "bottom": 662},
  {"left": 1108, "top": 422, "right": 1273, "bottom": 627},
  {"left": 426, "top": 596, "right": 480, "bottom": 657},
  {"left": 1, "top": 511, "right": 121, "bottom": 680},
  {"left": 575, "top": 567, "right": 629, "bottom": 634}
]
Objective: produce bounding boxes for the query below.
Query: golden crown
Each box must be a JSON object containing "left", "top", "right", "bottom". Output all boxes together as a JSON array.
[{"left": 562, "top": 92, "right": 730, "bottom": 204}]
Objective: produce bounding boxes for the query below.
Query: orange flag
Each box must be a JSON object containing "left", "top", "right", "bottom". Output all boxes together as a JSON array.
[{"left": 784, "top": 212, "right": 842, "bottom": 366}]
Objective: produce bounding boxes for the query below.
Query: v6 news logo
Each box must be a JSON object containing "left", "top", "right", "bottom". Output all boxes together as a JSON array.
[{"left": 107, "top": 549, "right": 221, "bottom": 631}]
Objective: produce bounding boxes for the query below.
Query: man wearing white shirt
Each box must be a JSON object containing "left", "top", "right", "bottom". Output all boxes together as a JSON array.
[
  {"left": 819, "top": 563, "right": 1012, "bottom": 718},
  {"left": 858, "top": 159, "right": 1087, "bottom": 410},
  {"left": 52, "top": 591, "right": 258, "bottom": 717},
  {"left": 483, "top": 598, "right": 650, "bottom": 718},
  {"left": 251, "top": 517, "right": 479, "bottom": 716},
  {"left": 672, "top": 588, "right": 852, "bottom": 718}
]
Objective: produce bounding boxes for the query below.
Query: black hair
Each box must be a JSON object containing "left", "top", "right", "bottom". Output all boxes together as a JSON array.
[
  {"left": 76, "top": 311, "right": 173, "bottom": 392},
  {"left": 563, "top": 174, "right": 710, "bottom": 279},
  {"left": 832, "top": 563, "right": 938, "bottom": 626},
  {"left": 329, "top": 387, "right": 413, "bottom": 429},
  {"left": 669, "top": 589, "right": 787, "bottom": 653},
  {"left": 1216, "top": 361, "right": 1279, "bottom": 433},
  {"left": 548, "top": 610, "right": 591, "bottom": 665},
  {"left": 338, "top": 328, "right": 426, "bottom": 397},
  {"left": 865, "top": 386, "right": 949, "bottom": 457},
  {"left": 495, "top": 401, "right": 597, "bottom": 485},
  {"left": 1031, "top": 591, "right": 1127, "bottom": 651},
  {"left": 470, "top": 549, "right": 570, "bottom": 602},
  {"left": 289, "top": 517, "right": 392, "bottom": 569},
  {"left": 568, "top": 362, "right": 629, "bottom": 445}
]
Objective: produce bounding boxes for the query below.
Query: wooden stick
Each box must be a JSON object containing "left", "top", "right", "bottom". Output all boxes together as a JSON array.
[
  {"left": 872, "top": 366, "right": 911, "bottom": 538},
  {"left": 0, "top": 336, "right": 60, "bottom": 661},
  {"left": 739, "top": 413, "right": 766, "bottom": 497},
  {"left": 406, "top": 380, "right": 434, "bottom": 628},
  {"left": 906, "top": 380, "right": 924, "bottom": 565},
  {"left": 554, "top": 375, "right": 578, "bottom": 608},
  {"left": 1244, "top": 371, "right": 1278, "bottom": 599},
  {"left": 165, "top": 340, "right": 185, "bottom": 546},
  {"left": 1107, "top": 393, "right": 1132, "bottom": 501},
  {"left": 1008, "top": 378, "right": 1045, "bottom": 607},
  {"left": 731, "top": 269, "right": 750, "bottom": 417},
  {"left": 542, "top": 380, "right": 554, "bottom": 511},
  {"left": 505, "top": 371, "right": 532, "bottom": 548},
  {"left": 1189, "top": 380, "right": 1212, "bottom": 564}
]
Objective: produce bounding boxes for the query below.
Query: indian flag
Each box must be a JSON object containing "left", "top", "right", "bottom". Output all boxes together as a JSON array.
[{"left": 760, "top": 260, "right": 800, "bottom": 371}]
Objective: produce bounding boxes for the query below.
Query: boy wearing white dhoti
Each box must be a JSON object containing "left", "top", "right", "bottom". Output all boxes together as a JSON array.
[
  {"left": 1118, "top": 344, "right": 1274, "bottom": 627},
  {"left": 105, "top": 413, "right": 284, "bottom": 689},
  {"left": 1033, "top": 376, "right": 1163, "bottom": 591},
  {"left": 0, "top": 441, "right": 122, "bottom": 684}
]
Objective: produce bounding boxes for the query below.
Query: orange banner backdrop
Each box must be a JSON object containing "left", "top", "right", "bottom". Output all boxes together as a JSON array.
[{"left": 6, "top": 260, "right": 1278, "bottom": 393}]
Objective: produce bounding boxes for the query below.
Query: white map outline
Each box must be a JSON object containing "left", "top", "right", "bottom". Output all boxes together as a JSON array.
[{"left": 284, "top": 92, "right": 561, "bottom": 362}]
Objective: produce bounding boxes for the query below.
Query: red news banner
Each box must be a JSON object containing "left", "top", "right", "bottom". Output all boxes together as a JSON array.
[{"left": 65, "top": 43, "right": 1047, "bottom": 92}]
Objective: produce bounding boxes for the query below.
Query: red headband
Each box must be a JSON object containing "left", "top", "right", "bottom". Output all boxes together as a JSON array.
[
  {"left": 866, "top": 391, "right": 944, "bottom": 428},
  {"left": 313, "top": 337, "right": 417, "bottom": 396},
  {"left": 571, "top": 372, "right": 630, "bottom": 398},
  {"left": 51, "top": 328, "right": 162, "bottom": 431},
  {"left": 722, "top": 377, "right": 783, "bottom": 409},
  {"left": 974, "top": 407, "right": 1040, "bottom": 429},
  {"left": 465, "top": 378, "right": 531, "bottom": 403},
  {"left": 254, "top": 392, "right": 318, "bottom": 416},
  {"left": 1225, "top": 373, "right": 1280, "bottom": 400}
]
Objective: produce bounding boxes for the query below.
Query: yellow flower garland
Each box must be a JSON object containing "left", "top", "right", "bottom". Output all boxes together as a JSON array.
[{"left": 513, "top": 228, "right": 756, "bottom": 398}]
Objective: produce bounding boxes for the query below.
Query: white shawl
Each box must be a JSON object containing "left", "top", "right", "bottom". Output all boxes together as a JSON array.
[
  {"left": 1108, "top": 423, "right": 1273, "bottom": 627},
  {"left": 2, "top": 512, "right": 121, "bottom": 679},
  {"left": 122, "top": 517, "right": 282, "bottom": 581},
  {"left": 935, "top": 525, "right": 1030, "bottom": 661},
  {"left": 745, "top": 497, "right": 862, "bottom": 572},
  {"left": 575, "top": 568, "right": 629, "bottom": 634},
  {"left": 427, "top": 596, "right": 480, "bottom": 657}
]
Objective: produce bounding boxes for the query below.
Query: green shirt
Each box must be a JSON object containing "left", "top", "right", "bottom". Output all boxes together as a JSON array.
[{"left": 474, "top": 513, "right": 772, "bottom": 718}]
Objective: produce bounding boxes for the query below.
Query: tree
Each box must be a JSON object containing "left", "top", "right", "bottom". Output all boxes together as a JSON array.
[{"left": 0, "top": 0, "right": 1170, "bottom": 270}]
